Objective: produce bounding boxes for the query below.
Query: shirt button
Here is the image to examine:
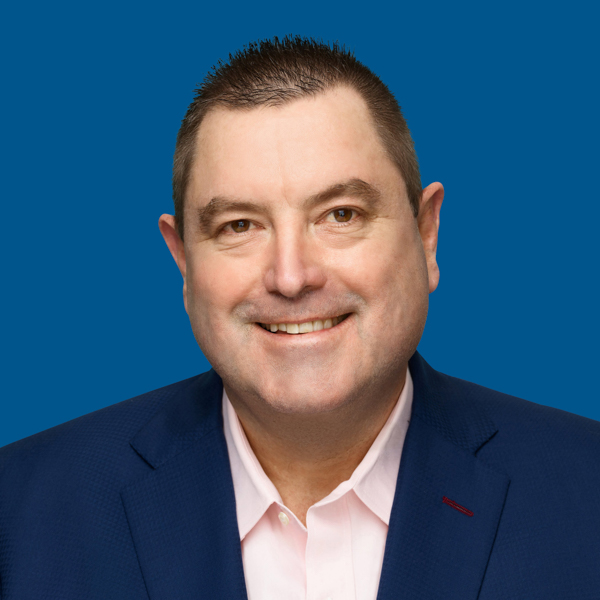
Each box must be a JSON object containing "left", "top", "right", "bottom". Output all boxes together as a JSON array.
[{"left": 278, "top": 511, "right": 290, "bottom": 526}]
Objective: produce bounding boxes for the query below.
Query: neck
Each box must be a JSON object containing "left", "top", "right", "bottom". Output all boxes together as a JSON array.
[{"left": 225, "top": 366, "right": 407, "bottom": 526}]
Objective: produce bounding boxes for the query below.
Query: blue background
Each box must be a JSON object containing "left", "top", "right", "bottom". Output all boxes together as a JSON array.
[{"left": 1, "top": 0, "right": 598, "bottom": 447}]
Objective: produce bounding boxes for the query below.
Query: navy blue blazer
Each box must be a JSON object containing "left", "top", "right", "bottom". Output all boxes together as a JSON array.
[{"left": 1, "top": 352, "right": 599, "bottom": 599}]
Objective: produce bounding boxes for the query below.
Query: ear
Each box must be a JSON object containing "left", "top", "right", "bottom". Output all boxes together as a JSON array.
[
  {"left": 158, "top": 214, "right": 188, "bottom": 313},
  {"left": 417, "top": 182, "right": 444, "bottom": 293}
]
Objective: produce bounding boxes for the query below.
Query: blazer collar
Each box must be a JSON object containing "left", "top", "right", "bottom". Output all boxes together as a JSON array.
[
  {"left": 129, "top": 369, "right": 224, "bottom": 469},
  {"left": 408, "top": 351, "right": 499, "bottom": 453}
]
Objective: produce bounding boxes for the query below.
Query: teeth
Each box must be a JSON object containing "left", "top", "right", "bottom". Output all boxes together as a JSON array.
[{"left": 260, "top": 314, "right": 348, "bottom": 334}]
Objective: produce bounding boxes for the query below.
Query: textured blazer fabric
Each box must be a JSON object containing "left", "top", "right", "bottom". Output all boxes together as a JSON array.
[{"left": 1, "top": 351, "right": 599, "bottom": 599}]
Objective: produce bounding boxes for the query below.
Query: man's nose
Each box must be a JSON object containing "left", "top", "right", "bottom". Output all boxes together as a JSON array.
[{"left": 263, "top": 228, "right": 327, "bottom": 298}]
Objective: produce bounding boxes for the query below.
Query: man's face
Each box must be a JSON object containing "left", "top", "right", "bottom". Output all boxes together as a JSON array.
[{"left": 161, "top": 87, "right": 442, "bottom": 414}]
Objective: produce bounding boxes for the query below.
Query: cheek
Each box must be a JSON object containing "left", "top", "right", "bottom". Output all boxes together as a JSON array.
[
  {"left": 186, "top": 252, "right": 257, "bottom": 323},
  {"left": 337, "top": 230, "right": 429, "bottom": 341},
  {"left": 341, "top": 233, "right": 425, "bottom": 296}
]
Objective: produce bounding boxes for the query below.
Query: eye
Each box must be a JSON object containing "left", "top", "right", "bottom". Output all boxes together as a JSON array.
[
  {"left": 327, "top": 208, "right": 355, "bottom": 223},
  {"left": 225, "top": 219, "right": 253, "bottom": 233}
]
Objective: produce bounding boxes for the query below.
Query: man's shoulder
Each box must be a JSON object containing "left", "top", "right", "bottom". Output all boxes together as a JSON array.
[
  {"left": 410, "top": 354, "right": 600, "bottom": 449},
  {"left": 471, "top": 374, "right": 597, "bottom": 436},
  {"left": 0, "top": 372, "right": 207, "bottom": 489},
  {"left": 448, "top": 370, "right": 599, "bottom": 434},
  {"left": 437, "top": 369, "right": 600, "bottom": 473},
  {"left": 0, "top": 371, "right": 224, "bottom": 598}
]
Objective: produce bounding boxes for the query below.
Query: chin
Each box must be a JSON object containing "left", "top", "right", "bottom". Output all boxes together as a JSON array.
[
  {"left": 262, "top": 391, "right": 353, "bottom": 415},
  {"left": 253, "top": 370, "right": 360, "bottom": 415}
]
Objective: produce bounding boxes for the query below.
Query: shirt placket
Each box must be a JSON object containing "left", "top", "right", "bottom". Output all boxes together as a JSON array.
[{"left": 305, "top": 495, "right": 355, "bottom": 600}]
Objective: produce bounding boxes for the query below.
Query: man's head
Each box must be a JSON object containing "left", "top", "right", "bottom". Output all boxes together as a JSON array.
[
  {"left": 160, "top": 36, "right": 443, "bottom": 418},
  {"left": 171, "top": 36, "right": 423, "bottom": 242}
]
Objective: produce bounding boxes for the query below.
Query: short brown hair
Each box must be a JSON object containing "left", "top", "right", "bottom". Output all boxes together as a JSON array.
[{"left": 172, "top": 35, "right": 421, "bottom": 240}]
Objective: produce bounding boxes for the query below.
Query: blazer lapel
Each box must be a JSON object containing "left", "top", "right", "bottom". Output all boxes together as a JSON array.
[
  {"left": 377, "top": 353, "right": 511, "bottom": 600},
  {"left": 121, "top": 370, "right": 248, "bottom": 600}
]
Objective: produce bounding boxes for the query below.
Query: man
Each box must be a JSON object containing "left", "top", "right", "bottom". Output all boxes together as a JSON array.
[{"left": 0, "top": 36, "right": 598, "bottom": 600}]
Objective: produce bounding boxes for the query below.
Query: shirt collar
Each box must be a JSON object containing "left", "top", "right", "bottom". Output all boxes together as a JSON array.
[{"left": 222, "top": 367, "right": 413, "bottom": 540}]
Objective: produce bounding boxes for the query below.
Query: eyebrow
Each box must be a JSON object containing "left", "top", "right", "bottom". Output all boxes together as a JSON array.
[{"left": 196, "top": 178, "right": 382, "bottom": 236}]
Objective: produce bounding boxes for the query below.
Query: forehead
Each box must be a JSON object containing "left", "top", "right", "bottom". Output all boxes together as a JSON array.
[{"left": 187, "top": 86, "right": 405, "bottom": 209}]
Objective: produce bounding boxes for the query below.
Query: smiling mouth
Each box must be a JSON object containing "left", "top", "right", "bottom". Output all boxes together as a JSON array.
[{"left": 258, "top": 313, "right": 351, "bottom": 334}]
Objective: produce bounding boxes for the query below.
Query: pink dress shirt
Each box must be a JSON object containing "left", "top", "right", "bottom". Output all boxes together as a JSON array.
[{"left": 222, "top": 368, "right": 413, "bottom": 600}]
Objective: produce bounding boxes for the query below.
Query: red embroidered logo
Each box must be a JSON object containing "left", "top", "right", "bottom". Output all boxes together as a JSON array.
[{"left": 442, "top": 496, "right": 474, "bottom": 517}]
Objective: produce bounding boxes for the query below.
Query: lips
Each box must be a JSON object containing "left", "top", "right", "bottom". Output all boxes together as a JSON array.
[{"left": 258, "top": 313, "right": 351, "bottom": 334}]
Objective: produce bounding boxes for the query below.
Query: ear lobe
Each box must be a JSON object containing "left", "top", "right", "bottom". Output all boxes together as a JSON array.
[{"left": 417, "top": 182, "right": 444, "bottom": 293}]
